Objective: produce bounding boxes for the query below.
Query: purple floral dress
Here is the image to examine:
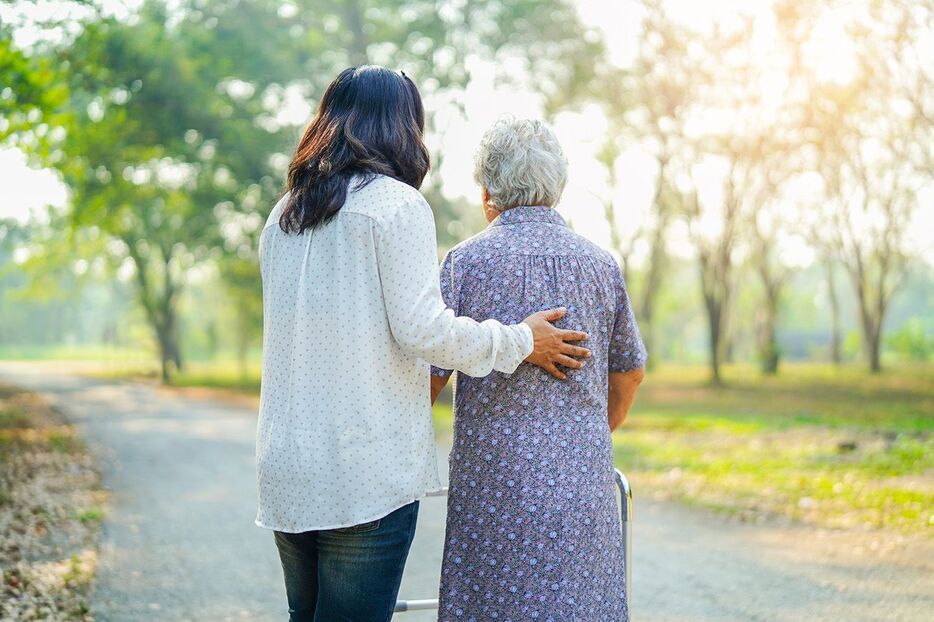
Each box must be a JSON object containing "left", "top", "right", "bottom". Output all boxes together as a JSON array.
[{"left": 431, "top": 206, "right": 647, "bottom": 622}]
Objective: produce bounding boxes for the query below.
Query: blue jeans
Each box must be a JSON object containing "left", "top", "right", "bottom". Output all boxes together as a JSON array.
[{"left": 273, "top": 501, "right": 419, "bottom": 622}]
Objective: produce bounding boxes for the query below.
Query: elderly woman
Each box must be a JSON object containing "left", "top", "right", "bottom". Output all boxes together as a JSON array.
[{"left": 430, "top": 119, "right": 646, "bottom": 621}]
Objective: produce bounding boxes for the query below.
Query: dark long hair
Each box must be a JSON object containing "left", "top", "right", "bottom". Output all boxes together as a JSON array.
[{"left": 279, "top": 66, "right": 430, "bottom": 233}]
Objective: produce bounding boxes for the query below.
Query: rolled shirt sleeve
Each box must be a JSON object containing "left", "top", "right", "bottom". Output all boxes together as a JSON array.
[
  {"left": 374, "top": 194, "right": 533, "bottom": 377},
  {"left": 431, "top": 250, "right": 459, "bottom": 379}
]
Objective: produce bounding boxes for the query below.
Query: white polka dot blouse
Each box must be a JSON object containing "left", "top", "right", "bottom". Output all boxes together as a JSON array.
[{"left": 254, "top": 174, "right": 534, "bottom": 532}]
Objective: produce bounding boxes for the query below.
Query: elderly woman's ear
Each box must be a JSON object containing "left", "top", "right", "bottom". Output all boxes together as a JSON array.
[{"left": 481, "top": 188, "right": 499, "bottom": 223}]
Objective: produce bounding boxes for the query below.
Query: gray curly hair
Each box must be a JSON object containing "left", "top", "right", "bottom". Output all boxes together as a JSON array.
[{"left": 473, "top": 117, "right": 569, "bottom": 212}]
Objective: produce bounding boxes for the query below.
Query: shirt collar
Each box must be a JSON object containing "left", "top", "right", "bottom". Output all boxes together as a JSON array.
[{"left": 490, "top": 206, "right": 567, "bottom": 228}]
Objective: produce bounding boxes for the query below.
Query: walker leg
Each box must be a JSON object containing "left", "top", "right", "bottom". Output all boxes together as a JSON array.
[
  {"left": 614, "top": 469, "right": 633, "bottom": 612},
  {"left": 394, "top": 599, "right": 440, "bottom": 612}
]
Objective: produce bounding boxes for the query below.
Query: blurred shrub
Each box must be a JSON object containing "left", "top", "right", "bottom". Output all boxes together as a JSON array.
[{"left": 885, "top": 319, "right": 934, "bottom": 362}]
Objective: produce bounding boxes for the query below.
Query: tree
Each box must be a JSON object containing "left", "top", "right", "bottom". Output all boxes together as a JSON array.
[
  {"left": 205, "top": 0, "right": 607, "bottom": 354},
  {"left": 38, "top": 1, "right": 294, "bottom": 381},
  {"left": 802, "top": 0, "right": 933, "bottom": 372},
  {"left": 749, "top": 209, "right": 792, "bottom": 374},
  {"left": 7, "top": 0, "right": 608, "bottom": 381},
  {"left": 596, "top": 0, "right": 696, "bottom": 362},
  {"left": 682, "top": 156, "right": 741, "bottom": 386},
  {"left": 594, "top": 138, "right": 641, "bottom": 287},
  {"left": 0, "top": 14, "right": 69, "bottom": 146},
  {"left": 823, "top": 258, "right": 843, "bottom": 365},
  {"left": 279, "top": 0, "right": 603, "bottom": 238},
  {"left": 213, "top": 202, "right": 264, "bottom": 379},
  {"left": 744, "top": 137, "right": 807, "bottom": 375},
  {"left": 675, "top": 16, "right": 760, "bottom": 385}
]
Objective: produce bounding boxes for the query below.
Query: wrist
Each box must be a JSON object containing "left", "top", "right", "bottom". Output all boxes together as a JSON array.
[{"left": 517, "top": 322, "right": 534, "bottom": 359}]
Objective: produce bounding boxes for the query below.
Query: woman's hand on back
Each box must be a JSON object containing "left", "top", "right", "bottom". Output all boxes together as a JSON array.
[{"left": 522, "top": 307, "right": 590, "bottom": 380}]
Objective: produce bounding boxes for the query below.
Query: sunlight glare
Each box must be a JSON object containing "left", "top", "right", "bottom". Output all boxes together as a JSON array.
[{"left": 803, "top": 10, "right": 860, "bottom": 86}]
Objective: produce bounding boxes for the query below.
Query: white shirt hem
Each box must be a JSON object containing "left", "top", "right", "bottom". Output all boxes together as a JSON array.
[{"left": 254, "top": 484, "right": 445, "bottom": 534}]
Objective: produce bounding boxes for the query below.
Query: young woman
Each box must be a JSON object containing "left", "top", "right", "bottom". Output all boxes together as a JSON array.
[{"left": 255, "top": 67, "right": 590, "bottom": 622}]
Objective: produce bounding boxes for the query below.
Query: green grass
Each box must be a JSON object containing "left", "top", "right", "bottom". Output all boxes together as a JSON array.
[
  {"left": 0, "top": 389, "right": 84, "bottom": 455},
  {"left": 433, "top": 401, "right": 453, "bottom": 435},
  {"left": 75, "top": 507, "right": 106, "bottom": 524},
  {"left": 48, "top": 428, "right": 81, "bottom": 453},
  {"left": 0, "top": 344, "right": 156, "bottom": 362},
  {"left": 627, "top": 363, "right": 933, "bottom": 431},
  {"left": 84, "top": 360, "right": 263, "bottom": 393},
  {"left": 610, "top": 363, "right": 933, "bottom": 535},
  {"left": 0, "top": 404, "right": 31, "bottom": 428}
]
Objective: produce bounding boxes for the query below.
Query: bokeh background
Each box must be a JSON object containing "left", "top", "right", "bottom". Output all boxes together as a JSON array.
[
  {"left": 2, "top": 0, "right": 933, "bottom": 381},
  {"left": 1, "top": 0, "right": 932, "bottom": 619}
]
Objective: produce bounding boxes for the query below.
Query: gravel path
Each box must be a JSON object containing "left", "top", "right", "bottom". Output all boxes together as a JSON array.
[{"left": 1, "top": 361, "right": 930, "bottom": 621}]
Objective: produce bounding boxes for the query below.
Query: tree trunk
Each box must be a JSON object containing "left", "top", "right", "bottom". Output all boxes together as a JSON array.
[
  {"left": 638, "top": 214, "right": 669, "bottom": 370},
  {"left": 756, "top": 279, "right": 781, "bottom": 375},
  {"left": 636, "top": 159, "right": 672, "bottom": 368},
  {"left": 853, "top": 270, "right": 885, "bottom": 374},
  {"left": 125, "top": 237, "right": 183, "bottom": 383},
  {"left": 155, "top": 318, "right": 181, "bottom": 383},
  {"left": 825, "top": 261, "right": 842, "bottom": 365},
  {"left": 758, "top": 304, "right": 780, "bottom": 375},
  {"left": 856, "top": 299, "right": 884, "bottom": 374},
  {"left": 706, "top": 298, "right": 723, "bottom": 386},
  {"left": 154, "top": 304, "right": 183, "bottom": 383},
  {"left": 869, "top": 334, "right": 881, "bottom": 373},
  {"left": 159, "top": 250, "right": 183, "bottom": 379},
  {"left": 165, "top": 304, "right": 182, "bottom": 373},
  {"left": 699, "top": 265, "right": 725, "bottom": 386},
  {"left": 158, "top": 338, "right": 171, "bottom": 384},
  {"left": 724, "top": 330, "right": 736, "bottom": 364},
  {"left": 865, "top": 319, "right": 882, "bottom": 374}
]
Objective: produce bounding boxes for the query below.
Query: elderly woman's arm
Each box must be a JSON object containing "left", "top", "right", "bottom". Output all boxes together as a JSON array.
[
  {"left": 430, "top": 374, "right": 448, "bottom": 405},
  {"left": 608, "top": 368, "right": 644, "bottom": 431}
]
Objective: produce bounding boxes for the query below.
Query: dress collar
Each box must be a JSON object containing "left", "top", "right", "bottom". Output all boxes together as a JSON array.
[{"left": 490, "top": 206, "right": 567, "bottom": 227}]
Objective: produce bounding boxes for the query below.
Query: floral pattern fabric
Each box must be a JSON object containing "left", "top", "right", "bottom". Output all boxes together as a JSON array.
[{"left": 432, "top": 206, "right": 646, "bottom": 621}]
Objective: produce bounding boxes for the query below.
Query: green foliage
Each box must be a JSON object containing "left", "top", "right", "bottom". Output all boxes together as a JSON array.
[
  {"left": 10, "top": 1, "right": 301, "bottom": 379},
  {"left": 216, "top": 254, "right": 263, "bottom": 370},
  {"left": 0, "top": 30, "right": 69, "bottom": 151},
  {"left": 843, "top": 329, "right": 864, "bottom": 361},
  {"left": 4, "top": 0, "right": 928, "bottom": 380},
  {"left": 886, "top": 319, "right": 934, "bottom": 362},
  {"left": 2, "top": 0, "right": 605, "bottom": 379}
]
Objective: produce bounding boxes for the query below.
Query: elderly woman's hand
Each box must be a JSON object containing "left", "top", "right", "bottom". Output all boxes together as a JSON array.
[{"left": 522, "top": 307, "right": 591, "bottom": 379}]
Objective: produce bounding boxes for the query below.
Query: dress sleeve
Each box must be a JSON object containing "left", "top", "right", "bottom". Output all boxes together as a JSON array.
[
  {"left": 374, "top": 194, "right": 533, "bottom": 377},
  {"left": 430, "top": 251, "right": 459, "bottom": 379},
  {"left": 608, "top": 266, "right": 648, "bottom": 372}
]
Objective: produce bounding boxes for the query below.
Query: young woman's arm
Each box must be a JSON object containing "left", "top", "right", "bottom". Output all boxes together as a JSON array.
[{"left": 375, "top": 194, "right": 589, "bottom": 379}]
